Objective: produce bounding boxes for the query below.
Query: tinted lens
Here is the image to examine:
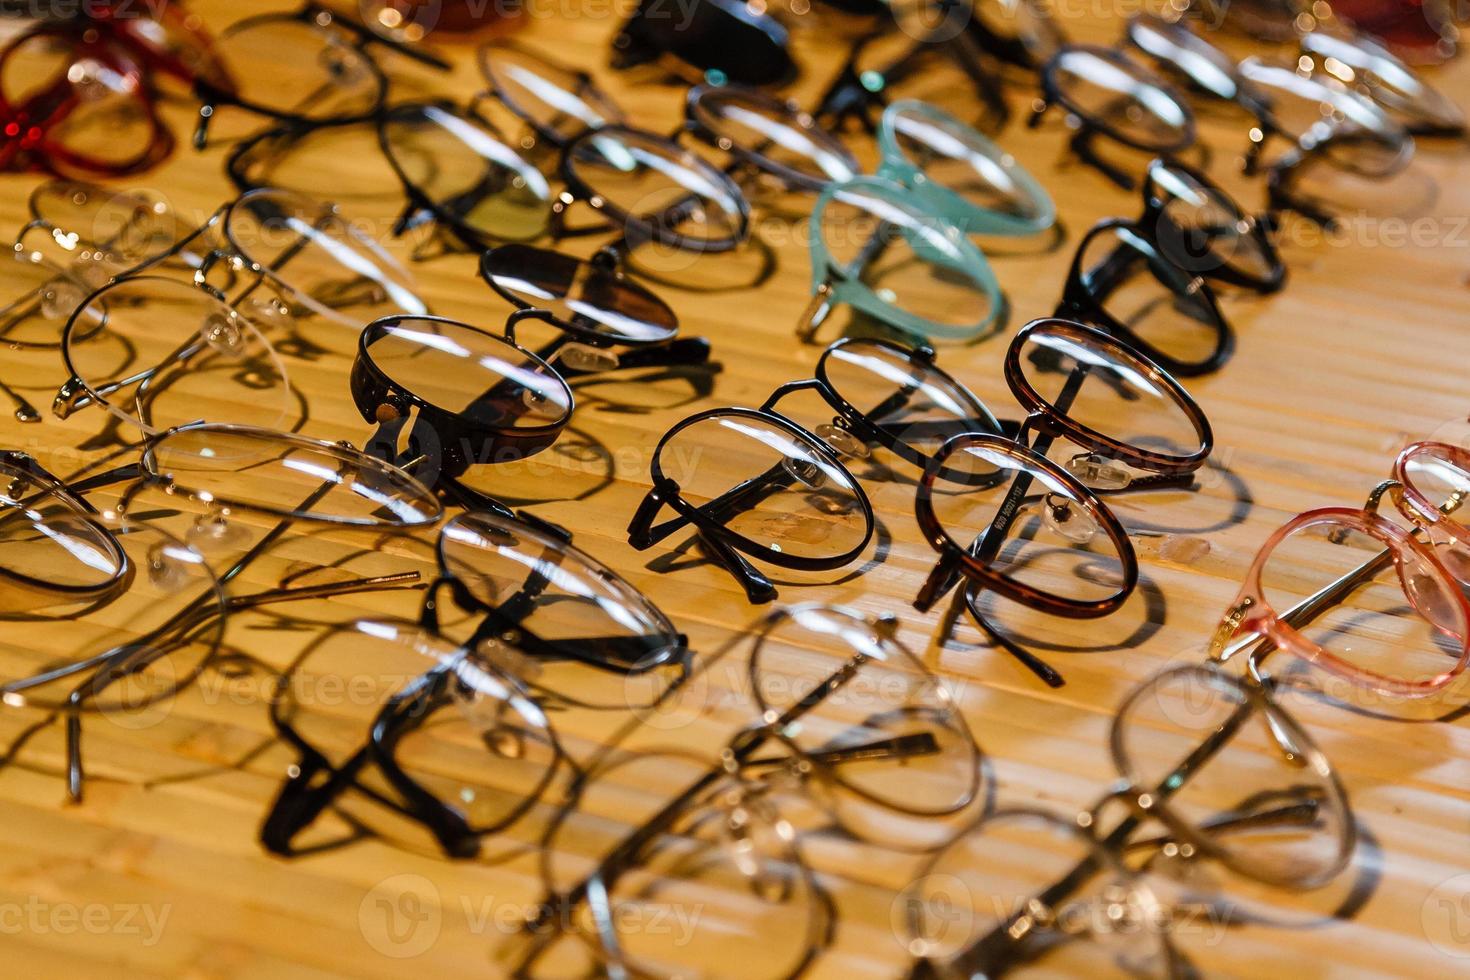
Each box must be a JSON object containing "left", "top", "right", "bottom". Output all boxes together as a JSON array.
[
  {"left": 1257, "top": 516, "right": 1468, "bottom": 692},
  {"left": 1074, "top": 223, "right": 1225, "bottom": 371},
  {"left": 1113, "top": 666, "right": 1353, "bottom": 888},
  {"left": 225, "top": 189, "right": 427, "bottom": 333},
  {"left": 816, "top": 180, "right": 995, "bottom": 333},
  {"left": 926, "top": 438, "right": 1128, "bottom": 607},
  {"left": 1012, "top": 320, "right": 1207, "bottom": 466},
  {"left": 655, "top": 411, "right": 869, "bottom": 562},
  {"left": 359, "top": 316, "right": 572, "bottom": 435},
  {"left": 481, "top": 244, "right": 678, "bottom": 344},
  {"left": 1146, "top": 161, "right": 1276, "bottom": 285},
  {"left": 619, "top": 0, "right": 794, "bottom": 87},
  {"left": 563, "top": 128, "right": 747, "bottom": 249},
  {"left": 62, "top": 277, "right": 293, "bottom": 433},
  {"left": 1, "top": 33, "right": 160, "bottom": 171},
  {"left": 821, "top": 340, "right": 998, "bottom": 462},
  {"left": 1400, "top": 443, "right": 1470, "bottom": 578},
  {"left": 437, "top": 511, "right": 684, "bottom": 708},
  {"left": 0, "top": 512, "right": 223, "bottom": 720},
  {"left": 1049, "top": 47, "right": 1191, "bottom": 150},
  {"left": 215, "top": 16, "right": 381, "bottom": 120},
  {"left": 380, "top": 103, "right": 552, "bottom": 242},
  {"left": 143, "top": 424, "right": 441, "bottom": 526},
  {"left": 479, "top": 44, "right": 623, "bottom": 144},
  {"left": 901, "top": 809, "right": 1168, "bottom": 975},
  {"left": 882, "top": 101, "right": 1053, "bottom": 232},
  {"left": 690, "top": 87, "right": 857, "bottom": 188},
  {"left": 749, "top": 606, "right": 980, "bottom": 827}
]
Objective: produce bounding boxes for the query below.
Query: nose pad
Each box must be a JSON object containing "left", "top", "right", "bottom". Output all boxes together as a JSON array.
[
  {"left": 40, "top": 278, "right": 85, "bottom": 320},
  {"left": 815, "top": 423, "right": 870, "bottom": 460},
  {"left": 1042, "top": 493, "right": 1099, "bottom": 544},
  {"left": 318, "top": 44, "right": 370, "bottom": 85},
  {"left": 557, "top": 343, "right": 620, "bottom": 373},
  {"left": 782, "top": 455, "right": 828, "bottom": 490},
  {"left": 482, "top": 723, "right": 527, "bottom": 760},
  {"left": 200, "top": 311, "right": 248, "bottom": 357},
  {"left": 1065, "top": 453, "right": 1132, "bottom": 491},
  {"left": 1397, "top": 549, "right": 1465, "bottom": 638},
  {"left": 185, "top": 512, "right": 250, "bottom": 553},
  {"left": 241, "top": 295, "right": 292, "bottom": 330},
  {"left": 145, "top": 541, "right": 194, "bottom": 593},
  {"left": 715, "top": 794, "right": 795, "bottom": 903}
]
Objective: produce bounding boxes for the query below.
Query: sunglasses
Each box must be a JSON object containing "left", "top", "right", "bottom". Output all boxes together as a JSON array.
[{"left": 610, "top": 0, "right": 797, "bottom": 88}]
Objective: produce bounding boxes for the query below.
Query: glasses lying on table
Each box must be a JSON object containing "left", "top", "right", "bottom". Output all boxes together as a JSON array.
[
  {"left": 191, "top": 1, "right": 449, "bottom": 148},
  {"left": 478, "top": 42, "right": 627, "bottom": 155},
  {"left": 1210, "top": 439, "right": 1470, "bottom": 698},
  {"left": 264, "top": 508, "right": 692, "bottom": 856},
  {"left": 627, "top": 334, "right": 1003, "bottom": 603},
  {"left": 682, "top": 83, "right": 861, "bottom": 193},
  {"left": 51, "top": 187, "right": 430, "bottom": 434},
  {"left": 912, "top": 318, "right": 1212, "bottom": 687},
  {"left": 515, "top": 604, "right": 982, "bottom": 978},
  {"left": 1030, "top": 45, "right": 1196, "bottom": 190},
  {"left": 610, "top": 0, "right": 797, "bottom": 88},
  {"left": 0, "top": 422, "right": 441, "bottom": 799},
  {"left": 799, "top": 176, "right": 1005, "bottom": 343},
  {"left": 902, "top": 662, "right": 1354, "bottom": 977}
]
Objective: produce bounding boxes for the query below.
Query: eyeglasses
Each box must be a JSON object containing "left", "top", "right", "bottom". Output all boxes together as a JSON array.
[
  {"left": 1297, "top": 29, "right": 1464, "bottom": 137},
  {"left": 1134, "top": 157, "right": 1286, "bottom": 294},
  {"left": 518, "top": 604, "right": 982, "bottom": 975},
  {"left": 478, "top": 42, "right": 627, "bottom": 154},
  {"left": 0, "top": 422, "right": 439, "bottom": 798},
  {"left": 1209, "top": 439, "right": 1470, "bottom": 698},
  {"left": 798, "top": 176, "right": 1004, "bottom": 343},
  {"left": 627, "top": 335, "right": 1003, "bottom": 602},
  {"left": 683, "top": 83, "right": 861, "bottom": 192},
  {"left": 610, "top": 0, "right": 797, "bottom": 88},
  {"left": 911, "top": 318, "right": 1211, "bottom": 687},
  {"left": 1057, "top": 217, "right": 1233, "bottom": 377},
  {"left": 0, "top": 22, "right": 174, "bottom": 178},
  {"left": 191, "top": 2, "right": 449, "bottom": 148},
  {"left": 50, "top": 186, "right": 432, "bottom": 434},
  {"left": 1030, "top": 44, "right": 1196, "bottom": 190},
  {"left": 902, "top": 662, "right": 1354, "bottom": 977}
]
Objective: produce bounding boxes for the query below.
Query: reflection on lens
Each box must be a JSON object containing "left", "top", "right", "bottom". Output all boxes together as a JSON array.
[
  {"left": 380, "top": 103, "right": 552, "bottom": 243},
  {"left": 902, "top": 808, "right": 1169, "bottom": 976},
  {"left": 144, "top": 423, "right": 441, "bottom": 526},
  {"left": 655, "top": 411, "right": 869, "bottom": 562},
  {"left": 480, "top": 44, "right": 624, "bottom": 145},
  {"left": 691, "top": 86, "right": 857, "bottom": 189},
  {"left": 481, "top": 244, "right": 677, "bottom": 345},
  {"left": 29, "top": 180, "right": 185, "bottom": 272},
  {"left": 61, "top": 276, "right": 294, "bottom": 433},
  {"left": 1050, "top": 47, "right": 1191, "bottom": 150},
  {"left": 0, "top": 459, "right": 125, "bottom": 612},
  {"left": 1146, "top": 161, "right": 1275, "bottom": 286},
  {"left": 1112, "top": 665, "right": 1353, "bottom": 888},
  {"left": 438, "top": 511, "right": 684, "bottom": 708},
  {"left": 214, "top": 15, "right": 381, "bottom": 121}
]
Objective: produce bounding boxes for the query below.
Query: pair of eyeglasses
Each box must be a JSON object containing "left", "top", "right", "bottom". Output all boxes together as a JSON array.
[
  {"left": 0, "top": 422, "right": 441, "bottom": 799},
  {"left": 903, "top": 661, "right": 1354, "bottom": 977},
  {"left": 610, "top": 0, "right": 797, "bottom": 88},
  {"left": 517, "top": 603, "right": 982, "bottom": 978},
  {"left": 51, "top": 187, "right": 430, "bottom": 435},
  {"left": 263, "top": 505, "right": 693, "bottom": 857},
  {"left": 912, "top": 318, "right": 1211, "bottom": 687},
  {"left": 191, "top": 1, "right": 449, "bottom": 148},
  {"left": 478, "top": 42, "right": 627, "bottom": 156},
  {"left": 1210, "top": 439, "right": 1470, "bottom": 698},
  {"left": 627, "top": 334, "right": 1005, "bottom": 603}
]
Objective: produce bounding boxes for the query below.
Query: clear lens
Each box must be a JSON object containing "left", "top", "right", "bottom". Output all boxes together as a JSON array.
[
  {"left": 927, "top": 439, "right": 1128, "bottom": 606},
  {"left": 225, "top": 189, "right": 427, "bottom": 333},
  {"left": 748, "top": 605, "right": 980, "bottom": 823},
  {"left": 481, "top": 244, "right": 678, "bottom": 345},
  {"left": 230, "top": 123, "right": 405, "bottom": 218},
  {"left": 656, "top": 412, "right": 869, "bottom": 562},
  {"left": 61, "top": 276, "right": 293, "bottom": 434},
  {"left": 29, "top": 180, "right": 184, "bottom": 273},
  {"left": 1147, "top": 161, "right": 1275, "bottom": 284},
  {"left": 1301, "top": 31, "right": 1464, "bottom": 131},
  {"left": 143, "top": 424, "right": 441, "bottom": 526},
  {"left": 818, "top": 180, "right": 994, "bottom": 331},
  {"left": 437, "top": 511, "right": 684, "bottom": 709},
  {"left": 901, "top": 809, "right": 1170, "bottom": 976},
  {"left": 215, "top": 16, "right": 381, "bottom": 120},
  {"left": 380, "top": 103, "right": 552, "bottom": 242},
  {"left": 1050, "top": 47, "right": 1191, "bottom": 150},
  {"left": 563, "top": 129, "right": 747, "bottom": 249},
  {"left": 1013, "top": 320, "right": 1206, "bottom": 464},
  {"left": 1127, "top": 15, "right": 1246, "bottom": 102},
  {"left": 479, "top": 44, "right": 623, "bottom": 144},
  {"left": 821, "top": 340, "right": 998, "bottom": 462},
  {"left": 1237, "top": 60, "right": 1409, "bottom": 174},
  {"left": 0, "top": 252, "right": 90, "bottom": 348},
  {"left": 360, "top": 316, "right": 572, "bottom": 434},
  {"left": 1256, "top": 516, "right": 1467, "bottom": 692},
  {"left": 1400, "top": 443, "right": 1470, "bottom": 581},
  {"left": 1075, "top": 223, "right": 1224, "bottom": 370},
  {"left": 691, "top": 87, "right": 857, "bottom": 187},
  {"left": 0, "top": 511, "right": 224, "bottom": 720},
  {"left": 1112, "top": 665, "right": 1353, "bottom": 888}
]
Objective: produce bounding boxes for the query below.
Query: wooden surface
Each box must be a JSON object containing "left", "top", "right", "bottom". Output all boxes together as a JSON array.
[{"left": 1, "top": 2, "right": 1469, "bottom": 977}]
